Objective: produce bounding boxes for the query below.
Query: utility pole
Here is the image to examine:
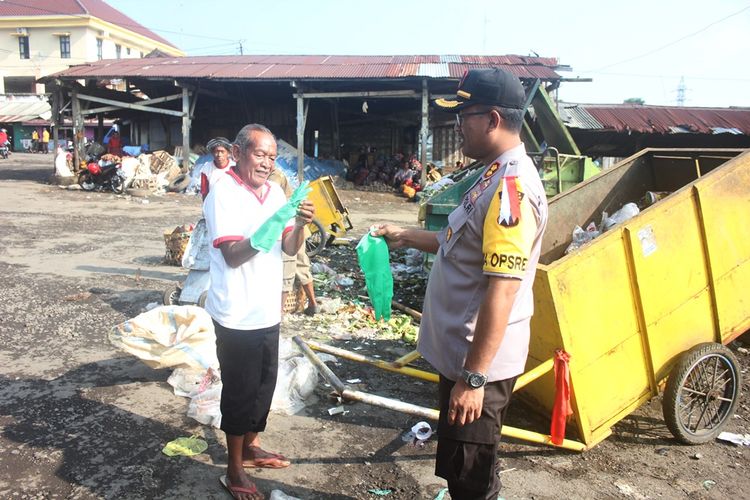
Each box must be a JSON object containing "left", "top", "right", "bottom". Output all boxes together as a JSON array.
[
  {"left": 676, "top": 77, "right": 686, "bottom": 106},
  {"left": 239, "top": 41, "right": 244, "bottom": 55}
]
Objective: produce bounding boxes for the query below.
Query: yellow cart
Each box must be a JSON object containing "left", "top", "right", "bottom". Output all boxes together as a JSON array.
[
  {"left": 526, "top": 148, "right": 749, "bottom": 448},
  {"left": 297, "top": 148, "right": 748, "bottom": 451},
  {"left": 305, "top": 175, "right": 353, "bottom": 256}
]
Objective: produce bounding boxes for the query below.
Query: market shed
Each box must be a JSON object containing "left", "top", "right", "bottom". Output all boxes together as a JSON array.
[
  {"left": 561, "top": 103, "right": 750, "bottom": 160},
  {"left": 43, "top": 54, "right": 568, "bottom": 175}
]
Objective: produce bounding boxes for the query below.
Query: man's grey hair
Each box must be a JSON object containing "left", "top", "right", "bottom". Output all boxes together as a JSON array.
[
  {"left": 234, "top": 124, "right": 276, "bottom": 156},
  {"left": 491, "top": 107, "right": 525, "bottom": 133}
]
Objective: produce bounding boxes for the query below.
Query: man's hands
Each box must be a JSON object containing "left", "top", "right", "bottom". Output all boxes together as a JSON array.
[
  {"left": 447, "top": 379, "right": 484, "bottom": 426},
  {"left": 295, "top": 200, "right": 315, "bottom": 227},
  {"left": 372, "top": 224, "right": 408, "bottom": 249},
  {"left": 372, "top": 224, "right": 440, "bottom": 254}
]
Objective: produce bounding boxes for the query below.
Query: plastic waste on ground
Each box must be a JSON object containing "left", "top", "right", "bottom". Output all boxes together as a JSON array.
[
  {"left": 717, "top": 431, "right": 750, "bottom": 446},
  {"left": 318, "top": 297, "right": 344, "bottom": 314},
  {"left": 269, "top": 490, "right": 302, "bottom": 500},
  {"left": 271, "top": 337, "right": 321, "bottom": 415},
  {"left": 367, "top": 489, "right": 392, "bottom": 496},
  {"left": 251, "top": 181, "right": 312, "bottom": 252},
  {"left": 310, "top": 261, "right": 337, "bottom": 277},
  {"left": 162, "top": 435, "right": 208, "bottom": 457},
  {"left": 401, "top": 421, "right": 434, "bottom": 447},
  {"left": 356, "top": 233, "right": 393, "bottom": 321}
]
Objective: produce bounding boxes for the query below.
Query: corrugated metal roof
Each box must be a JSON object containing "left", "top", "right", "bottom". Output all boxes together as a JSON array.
[
  {"left": 47, "top": 54, "right": 561, "bottom": 81},
  {"left": 417, "top": 63, "right": 451, "bottom": 78},
  {"left": 575, "top": 104, "right": 750, "bottom": 135},
  {"left": 0, "top": 100, "right": 51, "bottom": 122},
  {"left": 0, "top": 0, "right": 178, "bottom": 49},
  {"left": 559, "top": 104, "right": 603, "bottom": 130}
]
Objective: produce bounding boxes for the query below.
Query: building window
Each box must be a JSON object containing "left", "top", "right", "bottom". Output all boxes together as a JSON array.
[
  {"left": 97, "top": 38, "right": 103, "bottom": 60},
  {"left": 19, "top": 36, "right": 30, "bottom": 59},
  {"left": 60, "top": 35, "right": 71, "bottom": 58},
  {"left": 115, "top": 44, "right": 121, "bottom": 59},
  {"left": 3, "top": 76, "right": 35, "bottom": 93}
]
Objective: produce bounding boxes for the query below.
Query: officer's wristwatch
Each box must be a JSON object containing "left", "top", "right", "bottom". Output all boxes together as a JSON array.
[{"left": 461, "top": 368, "right": 488, "bottom": 389}]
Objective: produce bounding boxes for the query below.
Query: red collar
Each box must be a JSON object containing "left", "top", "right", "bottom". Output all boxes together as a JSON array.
[{"left": 227, "top": 167, "right": 269, "bottom": 203}]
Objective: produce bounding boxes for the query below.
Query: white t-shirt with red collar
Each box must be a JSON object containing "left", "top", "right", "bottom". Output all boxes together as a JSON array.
[{"left": 203, "top": 168, "right": 293, "bottom": 330}]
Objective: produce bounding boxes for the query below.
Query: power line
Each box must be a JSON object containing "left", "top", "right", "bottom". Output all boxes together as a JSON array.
[
  {"left": 586, "top": 71, "right": 750, "bottom": 83},
  {"left": 584, "top": 4, "right": 750, "bottom": 73}
]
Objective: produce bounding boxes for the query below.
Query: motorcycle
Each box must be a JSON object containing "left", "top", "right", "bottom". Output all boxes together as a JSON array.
[{"left": 78, "top": 161, "right": 126, "bottom": 193}]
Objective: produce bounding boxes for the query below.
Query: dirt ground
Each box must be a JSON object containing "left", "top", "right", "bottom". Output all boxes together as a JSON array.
[{"left": 0, "top": 152, "right": 748, "bottom": 500}]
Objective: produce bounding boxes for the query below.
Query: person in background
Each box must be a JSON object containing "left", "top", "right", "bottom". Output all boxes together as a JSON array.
[
  {"left": 31, "top": 129, "right": 39, "bottom": 153},
  {"left": 203, "top": 123, "right": 314, "bottom": 500},
  {"left": 108, "top": 131, "right": 122, "bottom": 156},
  {"left": 268, "top": 167, "right": 320, "bottom": 316},
  {"left": 375, "top": 68, "right": 548, "bottom": 500},
  {"left": 199, "top": 137, "right": 235, "bottom": 200},
  {"left": 41, "top": 128, "right": 50, "bottom": 154}
]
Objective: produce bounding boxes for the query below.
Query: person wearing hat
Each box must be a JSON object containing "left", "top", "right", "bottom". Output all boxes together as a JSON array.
[
  {"left": 199, "top": 137, "right": 235, "bottom": 199},
  {"left": 375, "top": 67, "right": 548, "bottom": 499}
]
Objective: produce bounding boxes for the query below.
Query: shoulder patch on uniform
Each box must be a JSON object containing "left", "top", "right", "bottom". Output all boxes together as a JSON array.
[
  {"left": 446, "top": 226, "right": 453, "bottom": 241},
  {"left": 497, "top": 176, "right": 523, "bottom": 227}
]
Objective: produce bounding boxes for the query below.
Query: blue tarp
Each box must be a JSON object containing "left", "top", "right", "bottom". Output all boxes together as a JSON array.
[{"left": 274, "top": 139, "right": 346, "bottom": 187}]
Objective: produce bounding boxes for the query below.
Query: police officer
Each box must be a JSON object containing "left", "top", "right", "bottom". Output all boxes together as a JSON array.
[{"left": 375, "top": 67, "right": 548, "bottom": 499}]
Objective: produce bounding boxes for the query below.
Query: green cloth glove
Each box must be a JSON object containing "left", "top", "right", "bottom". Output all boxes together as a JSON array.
[
  {"left": 356, "top": 233, "right": 393, "bottom": 321},
  {"left": 250, "top": 181, "right": 311, "bottom": 252}
]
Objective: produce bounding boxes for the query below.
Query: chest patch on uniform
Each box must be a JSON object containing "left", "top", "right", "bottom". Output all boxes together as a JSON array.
[
  {"left": 446, "top": 226, "right": 453, "bottom": 241},
  {"left": 497, "top": 176, "right": 523, "bottom": 227}
]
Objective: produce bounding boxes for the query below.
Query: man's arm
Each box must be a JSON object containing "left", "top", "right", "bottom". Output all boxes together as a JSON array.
[
  {"left": 448, "top": 276, "right": 520, "bottom": 426},
  {"left": 373, "top": 224, "right": 440, "bottom": 254},
  {"left": 282, "top": 199, "right": 314, "bottom": 255},
  {"left": 218, "top": 238, "right": 260, "bottom": 268}
]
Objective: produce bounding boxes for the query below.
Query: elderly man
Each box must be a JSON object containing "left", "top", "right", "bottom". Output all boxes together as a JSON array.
[
  {"left": 199, "top": 136, "right": 235, "bottom": 199},
  {"left": 203, "top": 124, "right": 314, "bottom": 500},
  {"left": 376, "top": 68, "right": 548, "bottom": 499}
]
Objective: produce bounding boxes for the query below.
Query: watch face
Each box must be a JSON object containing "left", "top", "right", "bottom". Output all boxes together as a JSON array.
[{"left": 469, "top": 373, "right": 485, "bottom": 388}]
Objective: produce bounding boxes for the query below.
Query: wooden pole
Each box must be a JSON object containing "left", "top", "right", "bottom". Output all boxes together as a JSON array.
[
  {"left": 71, "top": 87, "right": 83, "bottom": 171},
  {"left": 331, "top": 99, "right": 340, "bottom": 160},
  {"left": 296, "top": 85, "right": 305, "bottom": 182},
  {"left": 420, "top": 78, "right": 429, "bottom": 186},
  {"left": 181, "top": 86, "right": 190, "bottom": 172},
  {"left": 51, "top": 88, "right": 60, "bottom": 170},
  {"left": 97, "top": 113, "right": 103, "bottom": 143}
]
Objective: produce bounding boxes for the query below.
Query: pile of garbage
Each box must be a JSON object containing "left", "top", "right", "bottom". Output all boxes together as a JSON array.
[
  {"left": 285, "top": 245, "right": 426, "bottom": 343},
  {"left": 564, "top": 191, "right": 671, "bottom": 255}
]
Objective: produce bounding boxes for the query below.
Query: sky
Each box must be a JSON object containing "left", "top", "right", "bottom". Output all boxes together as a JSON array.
[{"left": 108, "top": 0, "right": 750, "bottom": 108}]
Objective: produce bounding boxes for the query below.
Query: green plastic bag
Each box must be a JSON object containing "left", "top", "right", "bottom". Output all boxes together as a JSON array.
[
  {"left": 162, "top": 435, "right": 208, "bottom": 457},
  {"left": 356, "top": 233, "right": 393, "bottom": 321},
  {"left": 251, "top": 181, "right": 311, "bottom": 252}
]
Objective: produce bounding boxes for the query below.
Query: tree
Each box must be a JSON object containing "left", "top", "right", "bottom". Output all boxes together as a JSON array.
[{"left": 623, "top": 98, "right": 645, "bottom": 105}]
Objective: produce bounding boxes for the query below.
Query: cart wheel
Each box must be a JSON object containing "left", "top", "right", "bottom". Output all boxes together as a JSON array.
[
  {"left": 663, "top": 342, "right": 741, "bottom": 444},
  {"left": 197, "top": 291, "right": 207, "bottom": 308},
  {"left": 163, "top": 285, "right": 181, "bottom": 305},
  {"left": 305, "top": 218, "right": 328, "bottom": 257}
]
